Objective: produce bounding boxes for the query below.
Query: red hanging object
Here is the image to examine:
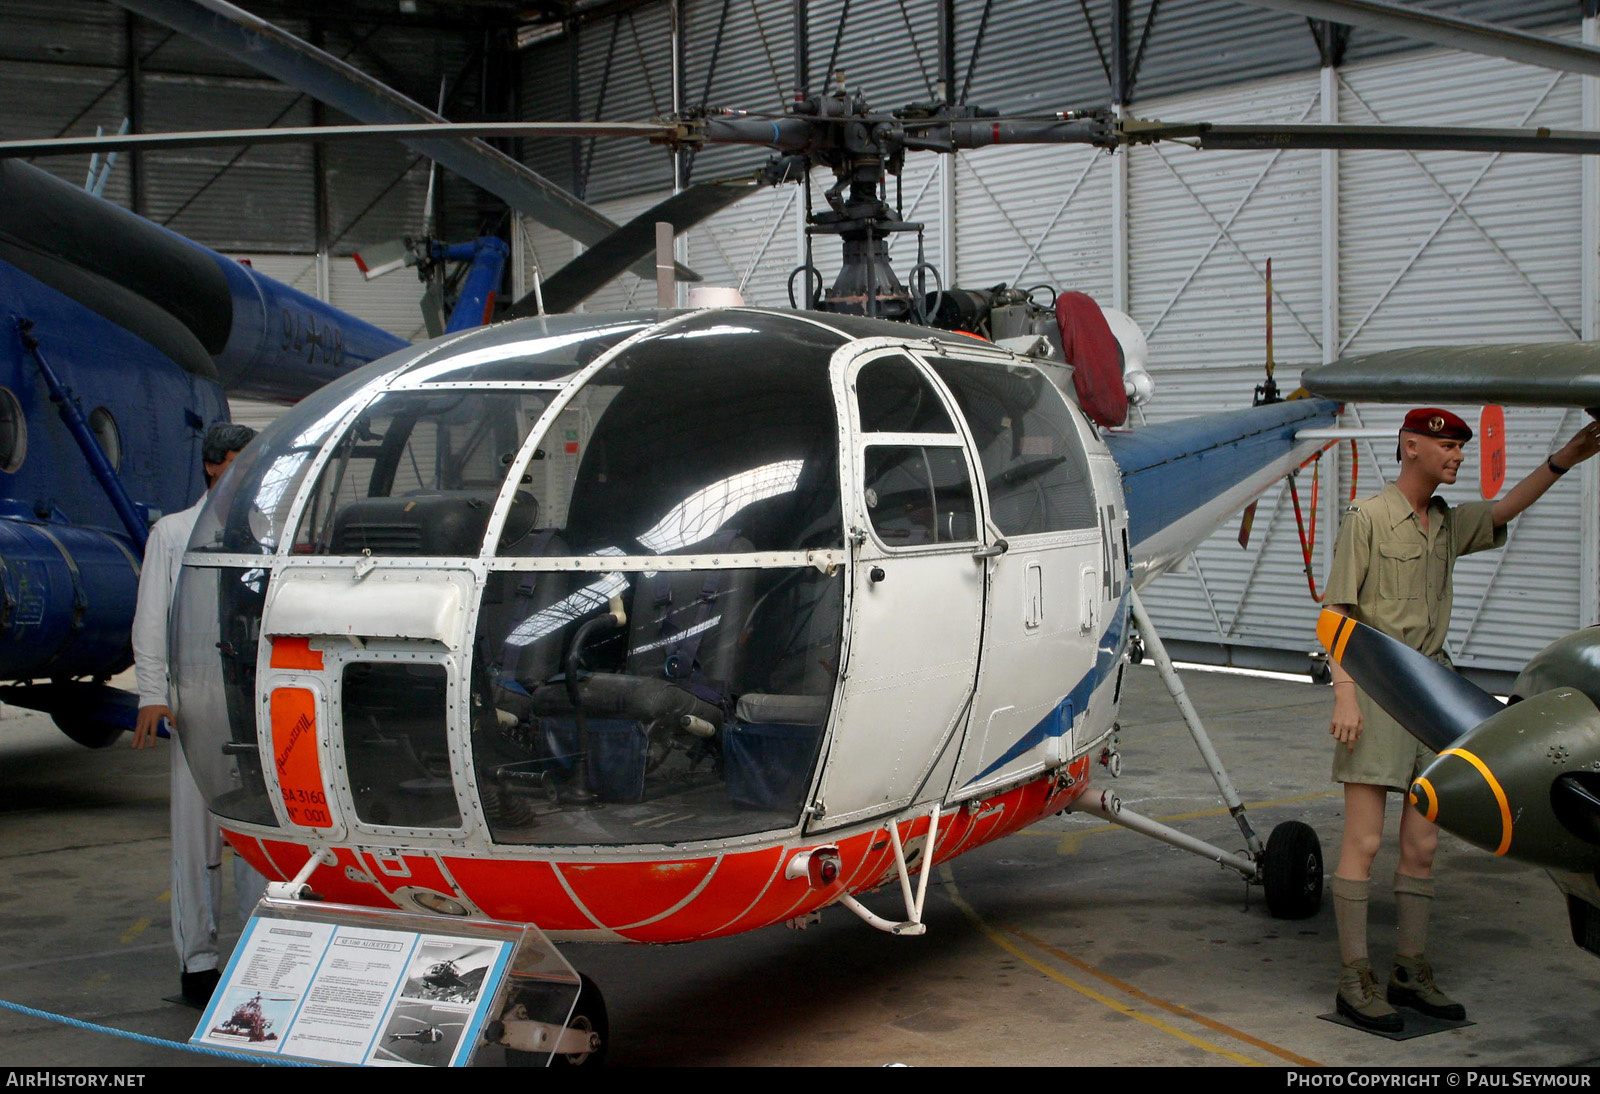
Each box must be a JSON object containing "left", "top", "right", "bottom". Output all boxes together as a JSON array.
[{"left": 1055, "top": 291, "right": 1129, "bottom": 427}]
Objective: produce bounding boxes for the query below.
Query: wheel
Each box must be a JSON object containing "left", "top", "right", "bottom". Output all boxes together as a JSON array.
[
  {"left": 505, "top": 973, "right": 608, "bottom": 1067},
  {"left": 51, "top": 712, "right": 124, "bottom": 749},
  {"left": 1262, "top": 820, "right": 1323, "bottom": 920}
]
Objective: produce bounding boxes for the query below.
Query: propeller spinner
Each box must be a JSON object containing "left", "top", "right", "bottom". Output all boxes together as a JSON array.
[{"left": 1317, "top": 608, "right": 1600, "bottom": 872}]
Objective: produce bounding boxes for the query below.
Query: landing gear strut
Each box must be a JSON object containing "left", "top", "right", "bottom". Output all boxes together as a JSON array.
[
  {"left": 1069, "top": 588, "right": 1324, "bottom": 919},
  {"left": 502, "top": 973, "right": 609, "bottom": 1067}
]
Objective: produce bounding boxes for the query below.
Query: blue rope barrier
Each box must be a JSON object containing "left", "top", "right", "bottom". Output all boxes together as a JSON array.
[{"left": 0, "top": 997, "right": 318, "bottom": 1066}]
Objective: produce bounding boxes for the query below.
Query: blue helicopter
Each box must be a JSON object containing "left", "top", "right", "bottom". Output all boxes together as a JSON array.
[{"left": 0, "top": 156, "right": 416, "bottom": 746}]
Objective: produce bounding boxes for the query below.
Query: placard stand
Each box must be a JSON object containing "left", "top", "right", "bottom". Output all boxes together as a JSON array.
[{"left": 191, "top": 897, "right": 580, "bottom": 1067}]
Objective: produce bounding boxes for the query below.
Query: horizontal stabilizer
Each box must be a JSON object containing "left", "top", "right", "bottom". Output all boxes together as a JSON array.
[
  {"left": 1303, "top": 343, "right": 1600, "bottom": 408},
  {"left": 1315, "top": 608, "right": 1502, "bottom": 752}
]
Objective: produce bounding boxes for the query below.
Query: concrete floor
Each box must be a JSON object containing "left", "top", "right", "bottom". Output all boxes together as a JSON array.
[{"left": 2, "top": 663, "right": 1597, "bottom": 1068}]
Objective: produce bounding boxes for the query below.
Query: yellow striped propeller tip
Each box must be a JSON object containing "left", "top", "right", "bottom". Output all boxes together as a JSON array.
[{"left": 1316, "top": 609, "right": 1346, "bottom": 658}]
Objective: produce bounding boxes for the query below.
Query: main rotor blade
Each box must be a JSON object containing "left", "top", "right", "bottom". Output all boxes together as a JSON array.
[
  {"left": 1303, "top": 343, "right": 1600, "bottom": 408},
  {"left": 0, "top": 122, "right": 679, "bottom": 160},
  {"left": 1316, "top": 608, "right": 1503, "bottom": 753},
  {"left": 514, "top": 172, "right": 773, "bottom": 315},
  {"left": 1190, "top": 123, "right": 1600, "bottom": 157},
  {"left": 111, "top": 0, "right": 692, "bottom": 283},
  {"left": 1232, "top": 0, "right": 1600, "bottom": 80}
]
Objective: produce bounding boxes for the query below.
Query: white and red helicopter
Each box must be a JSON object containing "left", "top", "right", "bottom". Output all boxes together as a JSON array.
[{"left": 164, "top": 299, "right": 1334, "bottom": 1063}]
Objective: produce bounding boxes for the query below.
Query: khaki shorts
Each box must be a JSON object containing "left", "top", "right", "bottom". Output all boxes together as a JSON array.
[{"left": 1331, "top": 686, "right": 1437, "bottom": 792}]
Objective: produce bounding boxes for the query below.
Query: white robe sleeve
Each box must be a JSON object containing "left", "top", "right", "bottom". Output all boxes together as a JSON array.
[{"left": 131, "top": 515, "right": 181, "bottom": 708}]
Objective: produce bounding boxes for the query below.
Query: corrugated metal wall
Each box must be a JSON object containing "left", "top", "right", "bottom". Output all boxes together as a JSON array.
[
  {"left": 1119, "top": 72, "right": 1328, "bottom": 661},
  {"left": 5, "top": 0, "right": 1594, "bottom": 675},
  {"left": 1329, "top": 35, "right": 1589, "bottom": 675},
  {"left": 1, "top": 1, "right": 469, "bottom": 253}
]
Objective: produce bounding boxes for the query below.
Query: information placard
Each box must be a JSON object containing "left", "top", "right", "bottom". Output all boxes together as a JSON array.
[{"left": 192, "top": 898, "right": 577, "bottom": 1067}]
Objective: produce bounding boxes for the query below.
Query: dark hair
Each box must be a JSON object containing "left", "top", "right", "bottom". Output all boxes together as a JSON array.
[{"left": 203, "top": 422, "right": 257, "bottom": 465}]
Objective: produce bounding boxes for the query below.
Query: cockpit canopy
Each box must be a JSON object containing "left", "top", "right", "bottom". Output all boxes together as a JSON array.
[{"left": 172, "top": 308, "right": 1102, "bottom": 853}]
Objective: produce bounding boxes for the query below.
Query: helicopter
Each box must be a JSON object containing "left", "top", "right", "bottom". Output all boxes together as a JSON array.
[
  {"left": 209, "top": 991, "right": 287, "bottom": 1042},
  {"left": 13, "top": 0, "right": 1600, "bottom": 1065},
  {"left": 413, "top": 957, "right": 488, "bottom": 1002}
]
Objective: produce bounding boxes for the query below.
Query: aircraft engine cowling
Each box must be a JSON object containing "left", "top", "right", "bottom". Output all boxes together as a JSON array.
[
  {"left": 1317, "top": 608, "right": 1600, "bottom": 872},
  {"left": 0, "top": 518, "right": 138, "bottom": 682},
  {"left": 0, "top": 159, "right": 407, "bottom": 406},
  {"left": 1411, "top": 687, "right": 1600, "bottom": 872}
]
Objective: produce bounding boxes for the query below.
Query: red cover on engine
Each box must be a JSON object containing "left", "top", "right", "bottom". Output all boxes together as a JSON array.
[{"left": 1055, "top": 291, "right": 1128, "bottom": 427}]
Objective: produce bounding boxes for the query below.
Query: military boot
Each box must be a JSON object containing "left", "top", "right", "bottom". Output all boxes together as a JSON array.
[
  {"left": 1387, "top": 954, "right": 1466, "bottom": 1021},
  {"left": 1336, "top": 959, "right": 1403, "bottom": 1032}
]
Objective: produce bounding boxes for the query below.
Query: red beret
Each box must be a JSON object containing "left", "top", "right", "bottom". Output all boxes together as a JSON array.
[{"left": 1400, "top": 407, "right": 1472, "bottom": 443}]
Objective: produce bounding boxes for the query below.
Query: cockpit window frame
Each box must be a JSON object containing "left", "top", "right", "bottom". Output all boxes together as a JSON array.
[{"left": 837, "top": 342, "right": 990, "bottom": 558}]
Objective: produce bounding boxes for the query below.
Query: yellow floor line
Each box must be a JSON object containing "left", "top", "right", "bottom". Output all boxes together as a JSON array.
[
  {"left": 1003, "top": 924, "right": 1321, "bottom": 1067},
  {"left": 941, "top": 867, "right": 1267, "bottom": 1066},
  {"left": 119, "top": 917, "right": 150, "bottom": 945}
]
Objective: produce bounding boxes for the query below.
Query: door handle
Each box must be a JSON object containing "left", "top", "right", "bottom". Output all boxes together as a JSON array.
[{"left": 972, "top": 539, "right": 1009, "bottom": 560}]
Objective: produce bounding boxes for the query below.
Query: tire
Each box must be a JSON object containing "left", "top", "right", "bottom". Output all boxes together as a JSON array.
[
  {"left": 1262, "top": 820, "right": 1323, "bottom": 920},
  {"left": 51, "top": 713, "right": 124, "bottom": 750},
  {"left": 505, "top": 973, "right": 608, "bottom": 1067}
]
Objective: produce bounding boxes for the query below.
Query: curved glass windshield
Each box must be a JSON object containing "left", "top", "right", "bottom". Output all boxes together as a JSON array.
[
  {"left": 294, "top": 389, "right": 549, "bottom": 556},
  {"left": 471, "top": 565, "right": 842, "bottom": 845},
  {"left": 171, "top": 565, "right": 278, "bottom": 827},
  {"left": 499, "top": 310, "right": 847, "bottom": 557},
  {"left": 401, "top": 315, "right": 647, "bottom": 384},
  {"left": 189, "top": 354, "right": 400, "bottom": 555}
]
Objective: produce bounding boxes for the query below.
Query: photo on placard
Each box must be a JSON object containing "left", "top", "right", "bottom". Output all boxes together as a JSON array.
[
  {"left": 401, "top": 941, "right": 495, "bottom": 1004},
  {"left": 203, "top": 988, "right": 297, "bottom": 1046},
  {"left": 370, "top": 1000, "right": 470, "bottom": 1066}
]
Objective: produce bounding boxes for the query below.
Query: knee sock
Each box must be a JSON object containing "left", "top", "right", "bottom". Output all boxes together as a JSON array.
[
  {"left": 1331, "top": 875, "right": 1370, "bottom": 966},
  {"left": 1393, "top": 872, "right": 1434, "bottom": 960}
]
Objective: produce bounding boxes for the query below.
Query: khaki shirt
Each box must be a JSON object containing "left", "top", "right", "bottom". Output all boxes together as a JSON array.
[{"left": 1324, "top": 482, "right": 1504, "bottom": 656}]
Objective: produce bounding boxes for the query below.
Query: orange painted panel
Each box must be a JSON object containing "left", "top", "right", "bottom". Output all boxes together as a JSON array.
[
  {"left": 270, "top": 687, "right": 332, "bottom": 829},
  {"left": 618, "top": 847, "right": 787, "bottom": 943},
  {"left": 221, "top": 830, "right": 279, "bottom": 881},
  {"left": 269, "top": 635, "right": 324, "bottom": 670},
  {"left": 444, "top": 858, "right": 593, "bottom": 931},
  {"left": 258, "top": 841, "right": 391, "bottom": 905},
  {"left": 260, "top": 838, "right": 313, "bottom": 881},
  {"left": 1480, "top": 405, "right": 1506, "bottom": 500},
  {"left": 559, "top": 859, "right": 717, "bottom": 929},
  {"left": 359, "top": 851, "right": 458, "bottom": 899},
  {"left": 311, "top": 847, "right": 400, "bottom": 905}
]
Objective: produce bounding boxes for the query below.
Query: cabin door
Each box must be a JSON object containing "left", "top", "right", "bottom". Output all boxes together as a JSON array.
[{"left": 807, "top": 347, "right": 987, "bottom": 833}]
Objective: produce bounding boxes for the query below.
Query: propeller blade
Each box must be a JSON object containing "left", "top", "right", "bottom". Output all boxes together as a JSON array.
[
  {"left": 1315, "top": 608, "right": 1503, "bottom": 753},
  {"left": 1553, "top": 773, "right": 1600, "bottom": 849},
  {"left": 1303, "top": 344, "right": 1600, "bottom": 409},
  {"left": 513, "top": 171, "right": 778, "bottom": 316},
  {"left": 1121, "top": 119, "right": 1600, "bottom": 156},
  {"left": 111, "top": 0, "right": 693, "bottom": 284},
  {"left": 0, "top": 122, "right": 679, "bottom": 161}
]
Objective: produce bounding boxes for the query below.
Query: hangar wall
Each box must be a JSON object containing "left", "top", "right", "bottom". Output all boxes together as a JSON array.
[{"left": 518, "top": 6, "right": 1600, "bottom": 684}]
